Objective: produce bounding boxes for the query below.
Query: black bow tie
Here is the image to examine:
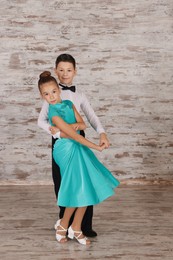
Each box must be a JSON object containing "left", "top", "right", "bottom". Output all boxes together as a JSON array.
[{"left": 59, "top": 83, "right": 76, "bottom": 92}]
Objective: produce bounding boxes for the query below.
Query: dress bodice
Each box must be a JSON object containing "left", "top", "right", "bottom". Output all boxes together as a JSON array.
[{"left": 48, "top": 100, "right": 76, "bottom": 126}]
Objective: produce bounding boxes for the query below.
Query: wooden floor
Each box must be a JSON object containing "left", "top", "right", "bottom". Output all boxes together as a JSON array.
[{"left": 0, "top": 185, "right": 173, "bottom": 260}]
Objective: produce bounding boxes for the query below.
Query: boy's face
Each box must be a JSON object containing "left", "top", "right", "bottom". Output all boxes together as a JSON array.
[{"left": 55, "top": 61, "right": 76, "bottom": 86}]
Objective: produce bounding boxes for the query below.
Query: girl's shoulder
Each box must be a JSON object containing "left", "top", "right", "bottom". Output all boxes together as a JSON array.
[{"left": 63, "top": 99, "right": 73, "bottom": 108}]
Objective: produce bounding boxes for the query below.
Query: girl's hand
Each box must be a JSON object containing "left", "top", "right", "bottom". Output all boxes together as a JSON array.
[
  {"left": 71, "top": 123, "right": 79, "bottom": 131},
  {"left": 49, "top": 126, "right": 60, "bottom": 135}
]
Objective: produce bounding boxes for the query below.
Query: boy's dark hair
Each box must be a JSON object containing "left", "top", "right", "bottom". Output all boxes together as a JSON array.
[{"left": 55, "top": 53, "right": 76, "bottom": 69}]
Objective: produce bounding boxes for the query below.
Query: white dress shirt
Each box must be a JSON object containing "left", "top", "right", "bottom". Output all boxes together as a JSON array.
[{"left": 37, "top": 86, "right": 105, "bottom": 138}]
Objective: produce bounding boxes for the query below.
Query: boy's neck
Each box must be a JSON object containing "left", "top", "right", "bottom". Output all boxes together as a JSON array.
[{"left": 59, "top": 82, "right": 74, "bottom": 87}]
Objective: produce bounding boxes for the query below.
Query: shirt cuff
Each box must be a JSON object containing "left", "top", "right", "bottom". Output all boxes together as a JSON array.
[
  {"left": 97, "top": 129, "right": 105, "bottom": 135},
  {"left": 53, "top": 131, "right": 61, "bottom": 139}
]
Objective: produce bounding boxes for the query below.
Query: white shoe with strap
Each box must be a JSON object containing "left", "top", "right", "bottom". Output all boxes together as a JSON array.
[
  {"left": 54, "top": 219, "right": 61, "bottom": 230},
  {"left": 55, "top": 219, "right": 67, "bottom": 243},
  {"left": 68, "top": 226, "right": 90, "bottom": 245}
]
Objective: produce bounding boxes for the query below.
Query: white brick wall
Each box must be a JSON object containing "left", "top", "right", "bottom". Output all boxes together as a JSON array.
[{"left": 0, "top": 0, "right": 173, "bottom": 184}]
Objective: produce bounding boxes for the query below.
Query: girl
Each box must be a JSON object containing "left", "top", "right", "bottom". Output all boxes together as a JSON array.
[{"left": 38, "top": 71, "right": 119, "bottom": 245}]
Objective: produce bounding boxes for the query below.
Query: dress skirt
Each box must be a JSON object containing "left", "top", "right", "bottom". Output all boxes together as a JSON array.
[{"left": 53, "top": 138, "right": 120, "bottom": 207}]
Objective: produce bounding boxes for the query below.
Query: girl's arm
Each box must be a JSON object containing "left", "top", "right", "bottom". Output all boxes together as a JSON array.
[
  {"left": 70, "top": 105, "right": 87, "bottom": 131},
  {"left": 53, "top": 104, "right": 86, "bottom": 138},
  {"left": 50, "top": 104, "right": 86, "bottom": 138},
  {"left": 52, "top": 116, "right": 105, "bottom": 151}
]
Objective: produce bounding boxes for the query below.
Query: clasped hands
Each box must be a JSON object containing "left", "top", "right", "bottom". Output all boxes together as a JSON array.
[
  {"left": 49, "top": 126, "right": 110, "bottom": 152},
  {"left": 98, "top": 133, "right": 110, "bottom": 151}
]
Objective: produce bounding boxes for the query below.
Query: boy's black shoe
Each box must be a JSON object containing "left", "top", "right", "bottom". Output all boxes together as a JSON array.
[{"left": 83, "top": 229, "right": 97, "bottom": 237}]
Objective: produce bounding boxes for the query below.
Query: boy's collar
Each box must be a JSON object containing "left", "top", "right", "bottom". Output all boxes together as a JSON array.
[
  {"left": 59, "top": 83, "right": 76, "bottom": 92},
  {"left": 59, "top": 83, "right": 73, "bottom": 87}
]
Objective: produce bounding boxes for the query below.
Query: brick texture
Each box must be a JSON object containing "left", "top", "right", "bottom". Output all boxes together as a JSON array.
[{"left": 0, "top": 0, "right": 173, "bottom": 184}]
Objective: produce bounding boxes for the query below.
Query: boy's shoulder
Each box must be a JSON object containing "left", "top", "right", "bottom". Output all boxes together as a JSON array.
[{"left": 75, "top": 88, "right": 87, "bottom": 97}]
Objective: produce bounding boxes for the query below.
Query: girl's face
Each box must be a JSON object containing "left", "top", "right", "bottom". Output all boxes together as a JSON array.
[
  {"left": 55, "top": 61, "right": 76, "bottom": 86},
  {"left": 40, "top": 81, "right": 61, "bottom": 105}
]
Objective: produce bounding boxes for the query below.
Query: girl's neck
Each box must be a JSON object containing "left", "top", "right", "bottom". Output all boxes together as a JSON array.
[
  {"left": 50, "top": 99, "right": 62, "bottom": 105},
  {"left": 56, "top": 99, "right": 62, "bottom": 104}
]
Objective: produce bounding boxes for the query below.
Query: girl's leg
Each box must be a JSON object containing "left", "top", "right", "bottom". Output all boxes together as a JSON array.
[
  {"left": 56, "top": 207, "right": 76, "bottom": 243},
  {"left": 70, "top": 207, "right": 91, "bottom": 245},
  {"left": 60, "top": 207, "right": 76, "bottom": 228},
  {"left": 71, "top": 207, "right": 87, "bottom": 230},
  {"left": 56, "top": 207, "right": 91, "bottom": 244}
]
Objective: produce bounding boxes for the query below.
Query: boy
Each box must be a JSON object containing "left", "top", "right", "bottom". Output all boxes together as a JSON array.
[{"left": 38, "top": 53, "right": 109, "bottom": 237}]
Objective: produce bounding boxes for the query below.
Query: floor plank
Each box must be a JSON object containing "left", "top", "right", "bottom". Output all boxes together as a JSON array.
[{"left": 0, "top": 185, "right": 173, "bottom": 260}]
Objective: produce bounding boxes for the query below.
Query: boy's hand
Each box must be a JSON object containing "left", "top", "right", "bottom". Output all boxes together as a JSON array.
[
  {"left": 97, "top": 143, "right": 106, "bottom": 152},
  {"left": 99, "top": 133, "right": 110, "bottom": 148},
  {"left": 49, "top": 126, "right": 60, "bottom": 135}
]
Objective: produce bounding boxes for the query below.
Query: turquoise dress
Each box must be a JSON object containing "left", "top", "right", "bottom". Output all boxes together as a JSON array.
[{"left": 48, "top": 100, "right": 119, "bottom": 207}]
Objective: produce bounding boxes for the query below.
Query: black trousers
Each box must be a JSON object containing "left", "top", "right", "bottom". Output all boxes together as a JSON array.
[{"left": 52, "top": 131, "right": 93, "bottom": 232}]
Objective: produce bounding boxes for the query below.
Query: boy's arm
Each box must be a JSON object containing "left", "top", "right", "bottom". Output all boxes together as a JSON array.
[
  {"left": 80, "top": 93, "right": 110, "bottom": 147},
  {"left": 80, "top": 93, "right": 105, "bottom": 133},
  {"left": 37, "top": 101, "right": 61, "bottom": 139}
]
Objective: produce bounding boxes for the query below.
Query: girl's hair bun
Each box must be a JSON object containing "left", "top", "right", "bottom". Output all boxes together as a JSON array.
[{"left": 39, "top": 71, "right": 51, "bottom": 79}]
